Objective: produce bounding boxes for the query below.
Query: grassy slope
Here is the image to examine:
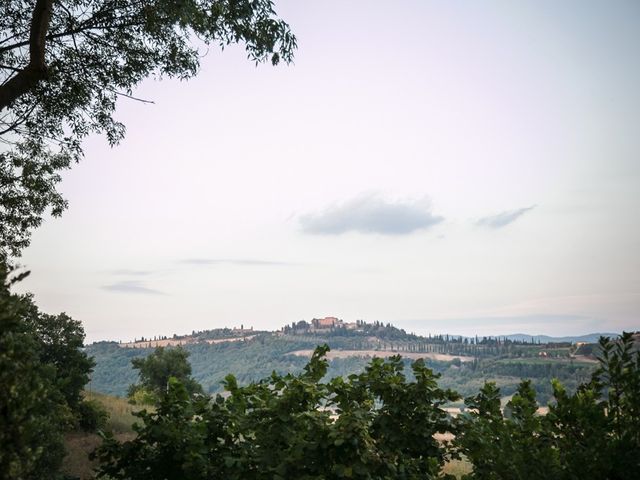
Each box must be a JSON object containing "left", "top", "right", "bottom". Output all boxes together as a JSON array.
[{"left": 61, "top": 391, "right": 140, "bottom": 480}]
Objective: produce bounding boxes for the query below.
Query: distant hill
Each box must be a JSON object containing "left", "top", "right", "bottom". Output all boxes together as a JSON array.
[
  {"left": 86, "top": 319, "right": 613, "bottom": 405},
  {"left": 503, "top": 333, "right": 618, "bottom": 344}
]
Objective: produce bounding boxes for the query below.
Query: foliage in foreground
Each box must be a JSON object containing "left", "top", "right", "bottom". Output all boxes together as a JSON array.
[
  {"left": 95, "top": 333, "right": 639, "bottom": 480},
  {"left": 95, "top": 346, "right": 460, "bottom": 479},
  {"left": 456, "top": 332, "right": 640, "bottom": 479}
]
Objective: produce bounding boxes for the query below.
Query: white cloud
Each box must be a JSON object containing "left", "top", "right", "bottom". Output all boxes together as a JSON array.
[
  {"left": 477, "top": 205, "right": 536, "bottom": 228},
  {"left": 102, "top": 280, "right": 164, "bottom": 295},
  {"left": 300, "top": 194, "right": 444, "bottom": 235}
]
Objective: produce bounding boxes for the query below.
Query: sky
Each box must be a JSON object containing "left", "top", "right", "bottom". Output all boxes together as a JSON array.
[{"left": 16, "top": 0, "right": 640, "bottom": 343}]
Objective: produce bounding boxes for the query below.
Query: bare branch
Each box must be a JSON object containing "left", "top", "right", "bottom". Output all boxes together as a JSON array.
[{"left": 111, "top": 90, "right": 154, "bottom": 104}]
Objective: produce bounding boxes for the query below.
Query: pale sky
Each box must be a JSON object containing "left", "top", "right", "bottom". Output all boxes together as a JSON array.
[{"left": 16, "top": 0, "right": 640, "bottom": 342}]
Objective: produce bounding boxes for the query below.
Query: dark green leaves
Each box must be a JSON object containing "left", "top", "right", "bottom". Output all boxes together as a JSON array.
[{"left": 456, "top": 333, "right": 640, "bottom": 480}]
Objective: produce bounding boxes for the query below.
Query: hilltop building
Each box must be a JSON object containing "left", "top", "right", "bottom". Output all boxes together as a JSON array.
[
  {"left": 312, "top": 316, "right": 340, "bottom": 329},
  {"left": 232, "top": 325, "right": 254, "bottom": 334},
  {"left": 282, "top": 316, "right": 362, "bottom": 334},
  {"left": 310, "top": 317, "right": 360, "bottom": 331}
]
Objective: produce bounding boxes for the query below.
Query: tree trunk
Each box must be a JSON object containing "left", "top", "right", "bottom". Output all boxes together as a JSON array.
[{"left": 0, "top": 0, "right": 53, "bottom": 111}]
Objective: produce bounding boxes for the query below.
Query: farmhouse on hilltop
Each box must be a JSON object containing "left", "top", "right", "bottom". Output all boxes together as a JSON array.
[
  {"left": 283, "top": 316, "right": 361, "bottom": 334},
  {"left": 312, "top": 316, "right": 341, "bottom": 329}
]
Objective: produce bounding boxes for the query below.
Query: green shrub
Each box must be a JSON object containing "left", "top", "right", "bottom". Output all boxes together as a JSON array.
[{"left": 76, "top": 399, "right": 108, "bottom": 432}]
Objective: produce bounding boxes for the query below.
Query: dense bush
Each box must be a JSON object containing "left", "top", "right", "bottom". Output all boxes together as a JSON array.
[{"left": 76, "top": 399, "right": 108, "bottom": 432}]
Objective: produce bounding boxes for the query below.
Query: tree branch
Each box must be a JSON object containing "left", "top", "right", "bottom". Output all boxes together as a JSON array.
[
  {"left": 112, "top": 90, "right": 155, "bottom": 104},
  {"left": 0, "top": 64, "right": 22, "bottom": 73}
]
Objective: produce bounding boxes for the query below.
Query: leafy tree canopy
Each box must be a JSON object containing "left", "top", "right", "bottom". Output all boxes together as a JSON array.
[
  {"left": 0, "top": 0, "right": 296, "bottom": 258},
  {"left": 22, "top": 299, "right": 95, "bottom": 410},
  {"left": 128, "top": 345, "right": 204, "bottom": 402}
]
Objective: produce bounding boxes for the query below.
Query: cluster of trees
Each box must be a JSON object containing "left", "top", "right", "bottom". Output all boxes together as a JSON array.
[
  {"left": 127, "top": 346, "right": 203, "bottom": 404},
  {"left": 283, "top": 321, "right": 572, "bottom": 359},
  {"left": 93, "top": 334, "right": 639, "bottom": 479},
  {"left": 444, "top": 357, "right": 594, "bottom": 405},
  {"left": 0, "top": 265, "right": 100, "bottom": 479},
  {"left": 132, "top": 327, "right": 256, "bottom": 344},
  {"left": 283, "top": 319, "right": 422, "bottom": 341}
]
